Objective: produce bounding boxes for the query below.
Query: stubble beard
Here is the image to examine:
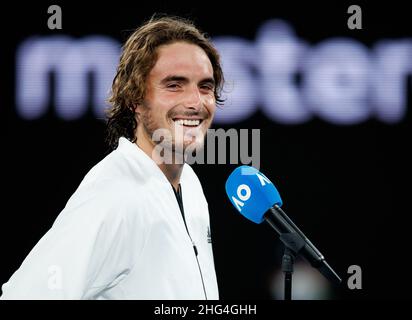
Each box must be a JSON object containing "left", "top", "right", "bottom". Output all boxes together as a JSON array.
[{"left": 139, "top": 106, "right": 209, "bottom": 164}]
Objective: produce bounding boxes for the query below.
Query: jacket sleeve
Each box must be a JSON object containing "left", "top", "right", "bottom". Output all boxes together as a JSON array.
[{"left": 0, "top": 180, "right": 144, "bottom": 300}]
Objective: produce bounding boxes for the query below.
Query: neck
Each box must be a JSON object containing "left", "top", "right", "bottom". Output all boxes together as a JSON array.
[
  {"left": 135, "top": 130, "right": 184, "bottom": 192},
  {"left": 158, "top": 162, "right": 183, "bottom": 192}
]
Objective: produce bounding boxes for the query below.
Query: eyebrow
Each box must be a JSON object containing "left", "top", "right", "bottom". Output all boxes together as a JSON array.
[{"left": 160, "top": 75, "right": 215, "bottom": 87}]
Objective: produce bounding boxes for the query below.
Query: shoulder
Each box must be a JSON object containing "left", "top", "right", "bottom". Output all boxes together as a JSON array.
[
  {"left": 182, "top": 164, "right": 202, "bottom": 188},
  {"left": 57, "top": 161, "right": 147, "bottom": 231}
]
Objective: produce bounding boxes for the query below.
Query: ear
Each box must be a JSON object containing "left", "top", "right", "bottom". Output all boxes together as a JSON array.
[{"left": 134, "top": 103, "right": 142, "bottom": 118}]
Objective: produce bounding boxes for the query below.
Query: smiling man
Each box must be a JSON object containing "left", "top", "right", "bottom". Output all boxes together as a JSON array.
[
  {"left": 135, "top": 41, "right": 218, "bottom": 186},
  {"left": 1, "top": 15, "right": 224, "bottom": 300}
]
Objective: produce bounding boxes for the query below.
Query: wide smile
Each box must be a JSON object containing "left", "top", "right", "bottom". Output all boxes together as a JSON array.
[{"left": 172, "top": 118, "right": 204, "bottom": 127}]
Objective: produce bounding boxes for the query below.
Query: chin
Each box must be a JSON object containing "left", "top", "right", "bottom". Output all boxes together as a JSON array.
[{"left": 171, "top": 135, "right": 202, "bottom": 153}]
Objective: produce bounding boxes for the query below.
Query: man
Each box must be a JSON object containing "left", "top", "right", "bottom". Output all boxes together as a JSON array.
[{"left": 1, "top": 15, "right": 224, "bottom": 299}]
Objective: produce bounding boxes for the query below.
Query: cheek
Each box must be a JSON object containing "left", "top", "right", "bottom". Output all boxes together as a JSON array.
[
  {"left": 148, "top": 97, "right": 173, "bottom": 118},
  {"left": 157, "top": 94, "right": 179, "bottom": 109},
  {"left": 203, "top": 95, "right": 216, "bottom": 115}
]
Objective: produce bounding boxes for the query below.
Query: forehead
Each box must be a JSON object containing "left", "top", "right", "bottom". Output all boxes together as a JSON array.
[{"left": 150, "top": 42, "right": 214, "bottom": 80}]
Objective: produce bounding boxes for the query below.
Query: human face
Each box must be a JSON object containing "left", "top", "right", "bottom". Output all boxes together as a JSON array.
[{"left": 136, "top": 41, "right": 216, "bottom": 155}]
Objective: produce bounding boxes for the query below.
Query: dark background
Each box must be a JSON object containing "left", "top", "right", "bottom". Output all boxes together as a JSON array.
[{"left": 1, "top": 1, "right": 410, "bottom": 299}]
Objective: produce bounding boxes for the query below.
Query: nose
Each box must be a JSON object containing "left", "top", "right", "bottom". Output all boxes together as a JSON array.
[{"left": 183, "top": 85, "right": 202, "bottom": 110}]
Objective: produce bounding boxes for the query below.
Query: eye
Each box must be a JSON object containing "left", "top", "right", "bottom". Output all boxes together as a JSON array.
[
  {"left": 200, "top": 84, "right": 214, "bottom": 92},
  {"left": 166, "top": 82, "right": 181, "bottom": 90}
]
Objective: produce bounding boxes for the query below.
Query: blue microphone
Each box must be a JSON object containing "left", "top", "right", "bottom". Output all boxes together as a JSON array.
[{"left": 225, "top": 165, "right": 342, "bottom": 285}]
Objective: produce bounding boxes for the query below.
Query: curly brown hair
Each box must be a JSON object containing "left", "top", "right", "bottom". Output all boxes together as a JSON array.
[{"left": 106, "top": 15, "right": 225, "bottom": 150}]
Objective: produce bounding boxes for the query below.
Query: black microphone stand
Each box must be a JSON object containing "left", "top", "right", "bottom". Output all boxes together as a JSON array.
[
  {"left": 278, "top": 233, "right": 305, "bottom": 300},
  {"left": 264, "top": 205, "right": 342, "bottom": 300},
  {"left": 265, "top": 212, "right": 307, "bottom": 300},
  {"left": 281, "top": 247, "right": 296, "bottom": 300}
]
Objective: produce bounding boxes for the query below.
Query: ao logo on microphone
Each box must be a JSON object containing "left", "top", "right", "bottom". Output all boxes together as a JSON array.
[
  {"left": 232, "top": 184, "right": 251, "bottom": 212},
  {"left": 231, "top": 172, "right": 271, "bottom": 212}
]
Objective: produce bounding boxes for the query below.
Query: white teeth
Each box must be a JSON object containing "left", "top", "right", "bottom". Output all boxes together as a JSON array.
[{"left": 174, "top": 119, "right": 201, "bottom": 126}]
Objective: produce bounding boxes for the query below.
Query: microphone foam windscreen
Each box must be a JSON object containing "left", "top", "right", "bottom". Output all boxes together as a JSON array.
[{"left": 225, "top": 165, "right": 282, "bottom": 223}]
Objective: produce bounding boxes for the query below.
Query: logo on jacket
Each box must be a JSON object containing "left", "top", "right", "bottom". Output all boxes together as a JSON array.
[{"left": 207, "top": 226, "right": 212, "bottom": 243}]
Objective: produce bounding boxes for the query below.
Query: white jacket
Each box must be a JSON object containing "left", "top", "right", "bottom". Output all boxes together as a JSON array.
[{"left": 0, "top": 137, "right": 219, "bottom": 299}]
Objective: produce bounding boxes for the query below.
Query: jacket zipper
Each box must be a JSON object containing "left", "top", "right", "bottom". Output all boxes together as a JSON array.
[
  {"left": 191, "top": 240, "right": 208, "bottom": 300},
  {"left": 172, "top": 184, "right": 208, "bottom": 300}
]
